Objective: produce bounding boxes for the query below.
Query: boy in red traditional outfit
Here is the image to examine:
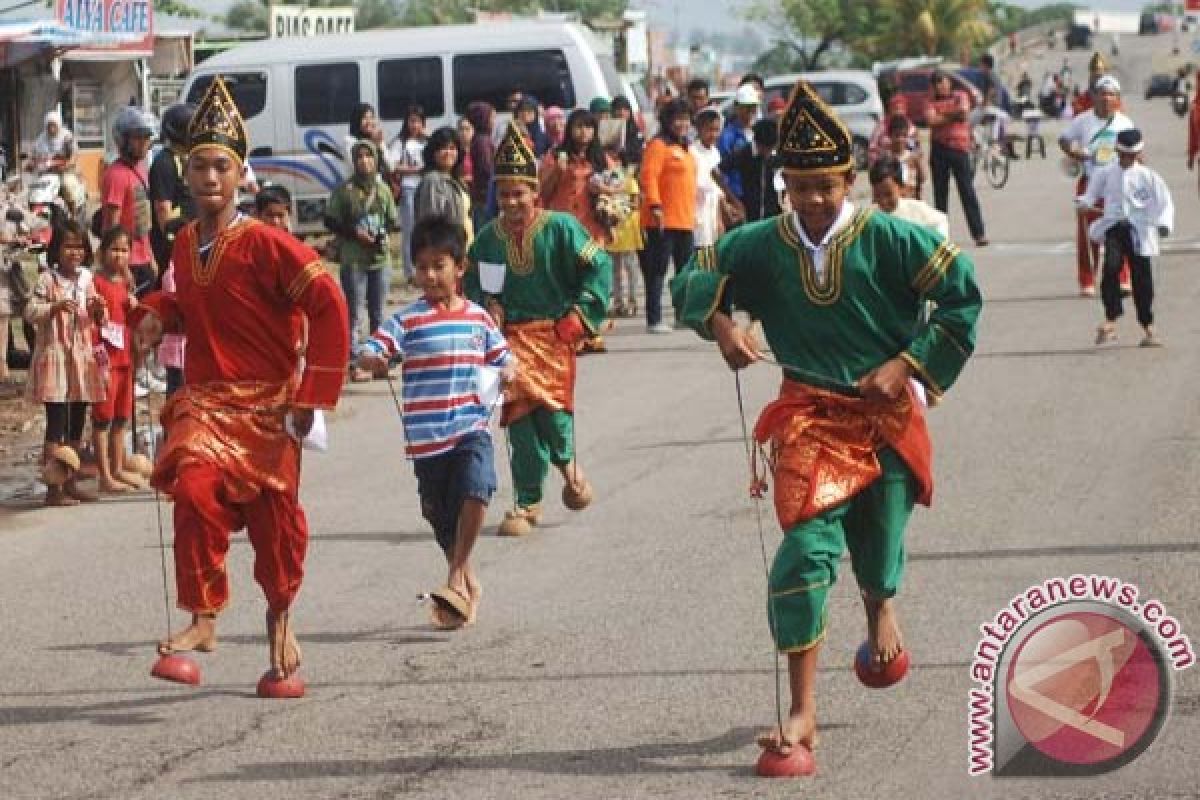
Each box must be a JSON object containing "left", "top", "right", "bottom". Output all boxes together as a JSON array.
[{"left": 133, "top": 77, "right": 349, "bottom": 685}]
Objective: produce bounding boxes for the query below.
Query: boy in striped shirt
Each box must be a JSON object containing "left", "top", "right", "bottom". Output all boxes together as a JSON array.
[{"left": 358, "top": 216, "right": 514, "bottom": 628}]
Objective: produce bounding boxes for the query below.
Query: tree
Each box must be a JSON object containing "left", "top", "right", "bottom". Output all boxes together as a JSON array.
[
  {"left": 225, "top": 0, "right": 404, "bottom": 33},
  {"left": 878, "top": 0, "right": 993, "bottom": 59},
  {"left": 399, "top": 0, "right": 627, "bottom": 27},
  {"left": 744, "top": 0, "right": 889, "bottom": 70}
]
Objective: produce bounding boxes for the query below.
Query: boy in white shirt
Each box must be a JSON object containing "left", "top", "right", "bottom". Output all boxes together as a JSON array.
[{"left": 1077, "top": 129, "right": 1174, "bottom": 347}]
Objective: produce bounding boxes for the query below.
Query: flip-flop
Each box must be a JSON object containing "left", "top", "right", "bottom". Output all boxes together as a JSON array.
[{"left": 429, "top": 586, "right": 472, "bottom": 630}]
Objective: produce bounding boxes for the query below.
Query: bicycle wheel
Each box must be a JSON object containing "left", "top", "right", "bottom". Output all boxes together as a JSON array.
[{"left": 986, "top": 149, "right": 1009, "bottom": 189}]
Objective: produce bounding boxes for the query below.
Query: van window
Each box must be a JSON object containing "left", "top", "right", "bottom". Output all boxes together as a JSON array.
[
  {"left": 295, "top": 63, "right": 360, "bottom": 126},
  {"left": 453, "top": 50, "right": 574, "bottom": 113},
  {"left": 843, "top": 83, "right": 869, "bottom": 105},
  {"left": 186, "top": 72, "right": 267, "bottom": 119},
  {"left": 378, "top": 57, "right": 444, "bottom": 119},
  {"left": 899, "top": 72, "right": 930, "bottom": 93},
  {"left": 809, "top": 82, "right": 838, "bottom": 105}
]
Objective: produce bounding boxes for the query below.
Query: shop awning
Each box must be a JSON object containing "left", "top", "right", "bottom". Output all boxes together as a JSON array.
[{"left": 0, "top": 19, "right": 150, "bottom": 67}]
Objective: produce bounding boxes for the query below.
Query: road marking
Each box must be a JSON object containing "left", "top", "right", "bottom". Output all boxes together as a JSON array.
[{"left": 992, "top": 238, "right": 1200, "bottom": 255}]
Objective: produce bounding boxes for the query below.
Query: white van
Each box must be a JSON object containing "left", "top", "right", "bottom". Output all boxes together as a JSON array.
[{"left": 182, "top": 22, "right": 618, "bottom": 233}]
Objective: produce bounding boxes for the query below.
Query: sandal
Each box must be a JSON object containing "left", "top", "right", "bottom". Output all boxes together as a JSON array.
[
  {"left": 429, "top": 586, "right": 472, "bottom": 630},
  {"left": 1095, "top": 324, "right": 1117, "bottom": 345}
]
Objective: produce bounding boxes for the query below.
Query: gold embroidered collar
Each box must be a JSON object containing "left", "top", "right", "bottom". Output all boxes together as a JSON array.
[
  {"left": 191, "top": 216, "right": 259, "bottom": 287},
  {"left": 495, "top": 210, "right": 549, "bottom": 276},
  {"left": 778, "top": 208, "right": 872, "bottom": 306}
]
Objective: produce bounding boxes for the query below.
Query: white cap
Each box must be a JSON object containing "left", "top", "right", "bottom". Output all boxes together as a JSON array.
[
  {"left": 735, "top": 84, "right": 761, "bottom": 106},
  {"left": 1093, "top": 74, "right": 1121, "bottom": 94}
]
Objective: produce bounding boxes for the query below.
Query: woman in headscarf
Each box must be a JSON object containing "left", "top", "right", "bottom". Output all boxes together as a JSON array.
[
  {"left": 32, "top": 110, "right": 85, "bottom": 224},
  {"left": 344, "top": 102, "right": 392, "bottom": 176}
]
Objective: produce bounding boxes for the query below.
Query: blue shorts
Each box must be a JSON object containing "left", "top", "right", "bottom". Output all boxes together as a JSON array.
[{"left": 413, "top": 431, "right": 497, "bottom": 556}]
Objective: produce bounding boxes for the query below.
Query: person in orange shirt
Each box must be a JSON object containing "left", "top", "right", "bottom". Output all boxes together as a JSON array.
[{"left": 639, "top": 100, "right": 696, "bottom": 333}]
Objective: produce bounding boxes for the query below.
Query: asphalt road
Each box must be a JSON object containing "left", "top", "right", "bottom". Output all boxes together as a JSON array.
[{"left": 3, "top": 33, "right": 1200, "bottom": 800}]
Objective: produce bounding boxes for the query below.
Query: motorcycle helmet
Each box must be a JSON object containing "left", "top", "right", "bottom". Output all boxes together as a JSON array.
[
  {"left": 160, "top": 102, "right": 196, "bottom": 146},
  {"left": 112, "top": 106, "right": 157, "bottom": 141}
]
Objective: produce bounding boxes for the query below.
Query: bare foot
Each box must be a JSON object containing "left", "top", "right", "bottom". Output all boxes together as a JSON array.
[
  {"left": 98, "top": 477, "right": 131, "bottom": 494},
  {"left": 863, "top": 593, "right": 904, "bottom": 669},
  {"left": 465, "top": 573, "right": 482, "bottom": 625},
  {"left": 267, "top": 610, "right": 302, "bottom": 678},
  {"left": 158, "top": 614, "right": 217, "bottom": 655},
  {"left": 757, "top": 706, "right": 817, "bottom": 754}
]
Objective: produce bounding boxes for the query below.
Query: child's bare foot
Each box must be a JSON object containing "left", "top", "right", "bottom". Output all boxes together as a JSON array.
[
  {"left": 267, "top": 610, "right": 302, "bottom": 678},
  {"left": 98, "top": 476, "right": 132, "bottom": 493},
  {"left": 757, "top": 706, "right": 817, "bottom": 754},
  {"left": 863, "top": 592, "right": 904, "bottom": 669},
  {"left": 465, "top": 573, "right": 482, "bottom": 625},
  {"left": 157, "top": 614, "right": 217, "bottom": 655},
  {"left": 117, "top": 470, "right": 147, "bottom": 488}
]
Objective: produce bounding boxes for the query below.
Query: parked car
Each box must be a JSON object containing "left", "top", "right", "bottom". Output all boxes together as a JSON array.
[
  {"left": 1065, "top": 24, "right": 1092, "bottom": 50},
  {"left": 718, "top": 70, "right": 883, "bottom": 169},
  {"left": 883, "top": 66, "right": 983, "bottom": 128},
  {"left": 1146, "top": 73, "right": 1175, "bottom": 99},
  {"left": 183, "top": 21, "right": 615, "bottom": 234}
]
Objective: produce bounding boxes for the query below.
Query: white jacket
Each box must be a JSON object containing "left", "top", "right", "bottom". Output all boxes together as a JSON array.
[{"left": 1076, "top": 161, "right": 1174, "bottom": 257}]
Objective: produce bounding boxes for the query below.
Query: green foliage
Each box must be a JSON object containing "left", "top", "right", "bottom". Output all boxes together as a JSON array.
[
  {"left": 400, "top": 0, "right": 627, "bottom": 26},
  {"left": 154, "top": 0, "right": 206, "bottom": 18}
]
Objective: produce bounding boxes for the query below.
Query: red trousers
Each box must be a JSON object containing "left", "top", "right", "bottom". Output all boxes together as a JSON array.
[
  {"left": 1076, "top": 176, "right": 1130, "bottom": 291},
  {"left": 172, "top": 462, "right": 308, "bottom": 614}
]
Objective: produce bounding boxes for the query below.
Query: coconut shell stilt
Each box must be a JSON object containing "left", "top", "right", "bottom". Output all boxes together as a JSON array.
[
  {"left": 755, "top": 744, "right": 816, "bottom": 778},
  {"left": 853, "top": 641, "right": 910, "bottom": 689},
  {"left": 256, "top": 671, "right": 306, "bottom": 698},
  {"left": 151, "top": 653, "right": 201, "bottom": 685}
]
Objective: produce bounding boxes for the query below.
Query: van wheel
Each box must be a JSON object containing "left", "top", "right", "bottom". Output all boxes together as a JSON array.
[{"left": 853, "top": 137, "right": 869, "bottom": 171}]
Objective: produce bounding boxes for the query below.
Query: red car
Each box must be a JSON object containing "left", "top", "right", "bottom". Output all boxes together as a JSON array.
[{"left": 883, "top": 67, "right": 983, "bottom": 126}]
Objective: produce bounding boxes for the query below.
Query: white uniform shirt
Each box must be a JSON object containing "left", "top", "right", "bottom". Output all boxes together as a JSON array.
[
  {"left": 1059, "top": 110, "right": 1134, "bottom": 180},
  {"left": 1077, "top": 161, "right": 1175, "bottom": 256},
  {"left": 788, "top": 201, "right": 856, "bottom": 280},
  {"left": 689, "top": 141, "right": 724, "bottom": 247}
]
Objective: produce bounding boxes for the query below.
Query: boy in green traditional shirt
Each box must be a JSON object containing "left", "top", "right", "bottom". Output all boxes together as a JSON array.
[
  {"left": 672, "top": 82, "right": 982, "bottom": 766},
  {"left": 465, "top": 124, "right": 612, "bottom": 537}
]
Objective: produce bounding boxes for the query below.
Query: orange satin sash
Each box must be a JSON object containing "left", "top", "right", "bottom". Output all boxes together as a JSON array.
[
  {"left": 152, "top": 380, "right": 299, "bottom": 503},
  {"left": 501, "top": 320, "right": 576, "bottom": 426},
  {"left": 752, "top": 379, "right": 933, "bottom": 529}
]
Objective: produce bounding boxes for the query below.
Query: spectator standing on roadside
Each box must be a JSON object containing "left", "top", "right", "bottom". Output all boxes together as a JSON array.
[
  {"left": 100, "top": 107, "right": 158, "bottom": 295},
  {"left": 466, "top": 102, "right": 496, "bottom": 232},
  {"left": 686, "top": 78, "right": 711, "bottom": 118},
  {"left": 346, "top": 102, "right": 392, "bottom": 176},
  {"left": 390, "top": 105, "right": 428, "bottom": 283},
  {"left": 719, "top": 84, "right": 760, "bottom": 206},
  {"left": 149, "top": 103, "right": 196, "bottom": 275},
  {"left": 925, "top": 70, "right": 988, "bottom": 246},
  {"left": 544, "top": 106, "right": 567, "bottom": 150},
  {"left": 639, "top": 100, "right": 696, "bottom": 334},
  {"left": 415, "top": 126, "right": 473, "bottom": 239},
  {"left": 610, "top": 96, "right": 644, "bottom": 165}
]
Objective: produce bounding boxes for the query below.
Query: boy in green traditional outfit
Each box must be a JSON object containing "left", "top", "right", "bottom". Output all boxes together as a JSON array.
[
  {"left": 671, "top": 83, "right": 982, "bottom": 763},
  {"left": 465, "top": 124, "right": 612, "bottom": 537}
]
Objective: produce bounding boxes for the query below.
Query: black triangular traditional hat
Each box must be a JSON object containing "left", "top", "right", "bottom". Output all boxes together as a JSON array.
[
  {"left": 777, "top": 80, "right": 853, "bottom": 175},
  {"left": 493, "top": 122, "right": 538, "bottom": 185},
  {"left": 188, "top": 75, "right": 248, "bottom": 163}
]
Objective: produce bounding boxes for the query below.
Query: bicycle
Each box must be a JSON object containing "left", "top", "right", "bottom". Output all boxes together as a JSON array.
[{"left": 969, "top": 112, "right": 1011, "bottom": 189}]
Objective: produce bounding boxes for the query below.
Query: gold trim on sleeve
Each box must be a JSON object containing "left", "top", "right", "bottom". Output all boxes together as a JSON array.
[
  {"left": 286, "top": 260, "right": 324, "bottom": 301},
  {"left": 911, "top": 240, "right": 961, "bottom": 295},
  {"left": 900, "top": 351, "right": 944, "bottom": 398}
]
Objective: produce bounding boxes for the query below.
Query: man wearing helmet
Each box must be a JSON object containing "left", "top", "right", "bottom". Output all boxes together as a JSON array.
[
  {"left": 101, "top": 107, "right": 158, "bottom": 295},
  {"left": 149, "top": 103, "right": 196, "bottom": 275}
]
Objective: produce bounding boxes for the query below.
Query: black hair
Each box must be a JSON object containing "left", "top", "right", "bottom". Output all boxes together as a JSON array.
[
  {"left": 980, "top": 53, "right": 995, "bottom": 69},
  {"left": 410, "top": 215, "right": 468, "bottom": 264},
  {"left": 558, "top": 109, "right": 607, "bottom": 172},
  {"left": 868, "top": 154, "right": 904, "bottom": 186},
  {"left": 686, "top": 78, "right": 710, "bottom": 94},
  {"left": 695, "top": 108, "right": 722, "bottom": 128},
  {"left": 657, "top": 99, "right": 691, "bottom": 145},
  {"left": 400, "top": 105, "right": 427, "bottom": 142},
  {"left": 887, "top": 113, "right": 910, "bottom": 135},
  {"left": 49, "top": 219, "right": 93, "bottom": 269},
  {"left": 739, "top": 72, "right": 765, "bottom": 88},
  {"left": 610, "top": 95, "right": 632, "bottom": 114},
  {"left": 256, "top": 183, "right": 292, "bottom": 211},
  {"left": 422, "top": 126, "right": 465, "bottom": 180},
  {"left": 349, "top": 102, "right": 376, "bottom": 139},
  {"left": 752, "top": 117, "right": 779, "bottom": 149},
  {"left": 98, "top": 224, "right": 132, "bottom": 254}
]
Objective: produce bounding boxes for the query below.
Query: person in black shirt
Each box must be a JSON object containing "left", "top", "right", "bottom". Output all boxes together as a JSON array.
[
  {"left": 718, "top": 117, "right": 780, "bottom": 222},
  {"left": 149, "top": 103, "right": 196, "bottom": 273}
]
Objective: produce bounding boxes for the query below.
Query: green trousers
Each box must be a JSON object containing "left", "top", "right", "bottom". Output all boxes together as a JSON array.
[
  {"left": 507, "top": 409, "right": 574, "bottom": 506},
  {"left": 768, "top": 448, "right": 916, "bottom": 652}
]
